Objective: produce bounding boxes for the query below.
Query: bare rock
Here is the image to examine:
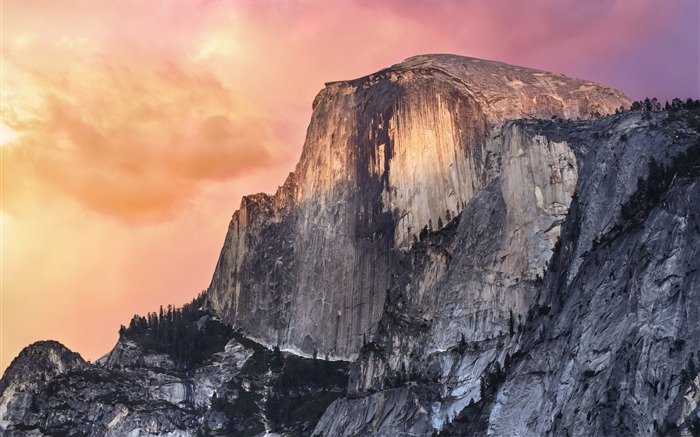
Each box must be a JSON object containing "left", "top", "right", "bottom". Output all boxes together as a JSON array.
[{"left": 206, "top": 54, "right": 630, "bottom": 362}]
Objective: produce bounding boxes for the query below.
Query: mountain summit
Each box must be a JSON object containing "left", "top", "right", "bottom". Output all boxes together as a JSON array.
[{"left": 2, "top": 55, "right": 699, "bottom": 436}]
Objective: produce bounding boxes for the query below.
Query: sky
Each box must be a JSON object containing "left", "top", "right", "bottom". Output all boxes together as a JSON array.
[{"left": 1, "top": 0, "right": 698, "bottom": 376}]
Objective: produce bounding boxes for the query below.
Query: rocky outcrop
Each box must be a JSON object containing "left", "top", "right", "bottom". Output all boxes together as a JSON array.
[
  {"left": 97, "top": 338, "right": 177, "bottom": 370},
  {"left": 0, "top": 333, "right": 350, "bottom": 436},
  {"left": 206, "top": 54, "right": 630, "bottom": 362},
  {"left": 0, "top": 338, "right": 243, "bottom": 436},
  {"left": 0, "top": 341, "right": 86, "bottom": 388},
  {"left": 0, "top": 341, "right": 87, "bottom": 435}
]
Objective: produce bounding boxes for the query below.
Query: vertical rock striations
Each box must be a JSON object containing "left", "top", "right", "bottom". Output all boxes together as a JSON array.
[
  {"left": 487, "top": 111, "right": 700, "bottom": 437},
  {"left": 206, "top": 54, "right": 630, "bottom": 362},
  {"left": 314, "top": 109, "right": 700, "bottom": 436}
]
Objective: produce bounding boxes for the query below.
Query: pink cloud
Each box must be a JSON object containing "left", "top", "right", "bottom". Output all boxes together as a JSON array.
[{"left": 2, "top": 32, "right": 278, "bottom": 222}]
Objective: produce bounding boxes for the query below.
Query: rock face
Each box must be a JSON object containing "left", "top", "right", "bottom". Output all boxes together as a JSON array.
[
  {"left": 206, "top": 54, "right": 630, "bottom": 362},
  {"left": 0, "top": 341, "right": 87, "bottom": 434},
  {"left": 3, "top": 55, "right": 699, "bottom": 436},
  {"left": 313, "top": 109, "right": 700, "bottom": 437},
  {"left": 0, "top": 337, "right": 238, "bottom": 436},
  {"left": 485, "top": 112, "right": 700, "bottom": 436},
  {"left": 0, "top": 333, "right": 349, "bottom": 436}
]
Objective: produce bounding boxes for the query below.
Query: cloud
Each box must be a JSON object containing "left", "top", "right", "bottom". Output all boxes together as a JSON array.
[
  {"left": 350, "top": 0, "right": 697, "bottom": 100},
  {"left": 2, "top": 34, "right": 277, "bottom": 222},
  {"left": 3, "top": 0, "right": 697, "bottom": 225}
]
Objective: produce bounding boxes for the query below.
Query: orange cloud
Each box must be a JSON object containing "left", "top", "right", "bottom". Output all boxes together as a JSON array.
[{"left": 3, "top": 36, "right": 277, "bottom": 222}]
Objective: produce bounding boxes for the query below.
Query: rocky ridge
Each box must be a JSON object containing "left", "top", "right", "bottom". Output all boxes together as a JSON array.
[{"left": 0, "top": 329, "right": 349, "bottom": 436}]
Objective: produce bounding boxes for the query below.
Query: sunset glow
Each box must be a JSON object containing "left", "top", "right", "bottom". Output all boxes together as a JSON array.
[
  {"left": 2, "top": 0, "right": 698, "bottom": 375},
  {"left": 0, "top": 125, "right": 17, "bottom": 147}
]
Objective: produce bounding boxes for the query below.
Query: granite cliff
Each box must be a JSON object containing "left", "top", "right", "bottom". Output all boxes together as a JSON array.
[
  {"left": 2, "top": 55, "right": 699, "bottom": 436},
  {"left": 206, "top": 54, "right": 629, "bottom": 361},
  {"left": 315, "top": 109, "right": 700, "bottom": 436}
]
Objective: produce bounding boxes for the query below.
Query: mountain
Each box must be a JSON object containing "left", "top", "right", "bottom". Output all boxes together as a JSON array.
[
  {"left": 2, "top": 54, "right": 699, "bottom": 436},
  {"left": 206, "top": 54, "right": 629, "bottom": 360}
]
